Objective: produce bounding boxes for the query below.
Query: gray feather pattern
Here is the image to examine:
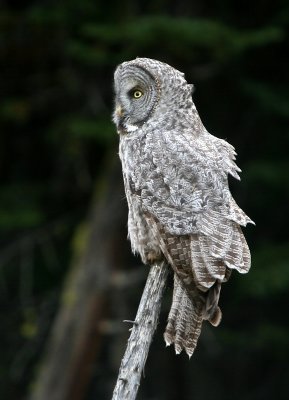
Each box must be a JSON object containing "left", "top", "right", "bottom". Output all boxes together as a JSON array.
[{"left": 113, "top": 58, "right": 253, "bottom": 357}]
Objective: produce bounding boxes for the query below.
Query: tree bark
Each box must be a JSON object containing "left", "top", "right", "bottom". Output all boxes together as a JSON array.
[{"left": 112, "top": 262, "right": 169, "bottom": 400}]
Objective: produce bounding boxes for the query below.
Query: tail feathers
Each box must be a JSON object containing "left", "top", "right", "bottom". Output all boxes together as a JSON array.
[
  {"left": 164, "top": 276, "right": 203, "bottom": 358},
  {"left": 203, "top": 280, "right": 222, "bottom": 327},
  {"left": 208, "top": 306, "right": 222, "bottom": 327}
]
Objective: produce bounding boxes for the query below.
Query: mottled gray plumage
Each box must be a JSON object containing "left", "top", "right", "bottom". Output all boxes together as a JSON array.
[{"left": 113, "top": 58, "right": 254, "bottom": 357}]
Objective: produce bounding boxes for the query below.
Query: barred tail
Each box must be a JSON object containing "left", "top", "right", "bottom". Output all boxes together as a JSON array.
[
  {"left": 164, "top": 275, "right": 203, "bottom": 358},
  {"left": 203, "top": 280, "right": 222, "bottom": 327}
]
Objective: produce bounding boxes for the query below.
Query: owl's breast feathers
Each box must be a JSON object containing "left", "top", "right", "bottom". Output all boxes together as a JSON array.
[{"left": 120, "top": 126, "right": 254, "bottom": 289}]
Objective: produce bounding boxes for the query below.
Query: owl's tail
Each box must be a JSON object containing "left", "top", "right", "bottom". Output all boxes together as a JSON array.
[
  {"left": 164, "top": 275, "right": 203, "bottom": 358},
  {"left": 164, "top": 275, "right": 222, "bottom": 357}
]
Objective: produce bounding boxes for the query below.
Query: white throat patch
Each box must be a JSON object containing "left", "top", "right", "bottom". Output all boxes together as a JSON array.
[{"left": 125, "top": 123, "right": 138, "bottom": 132}]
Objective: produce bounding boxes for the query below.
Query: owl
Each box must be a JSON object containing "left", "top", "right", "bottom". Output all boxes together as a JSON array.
[{"left": 113, "top": 58, "right": 254, "bottom": 357}]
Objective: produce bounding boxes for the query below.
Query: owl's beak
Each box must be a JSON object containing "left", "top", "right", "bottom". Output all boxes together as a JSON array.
[
  {"left": 115, "top": 104, "right": 123, "bottom": 118},
  {"left": 114, "top": 104, "right": 126, "bottom": 134}
]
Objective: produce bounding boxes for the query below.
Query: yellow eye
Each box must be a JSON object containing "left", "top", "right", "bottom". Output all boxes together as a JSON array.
[{"left": 133, "top": 90, "right": 143, "bottom": 99}]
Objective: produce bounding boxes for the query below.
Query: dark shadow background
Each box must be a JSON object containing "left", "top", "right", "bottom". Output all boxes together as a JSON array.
[{"left": 1, "top": 1, "right": 289, "bottom": 399}]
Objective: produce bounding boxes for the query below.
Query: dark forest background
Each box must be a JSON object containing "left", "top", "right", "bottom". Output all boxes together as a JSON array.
[{"left": 1, "top": 1, "right": 289, "bottom": 399}]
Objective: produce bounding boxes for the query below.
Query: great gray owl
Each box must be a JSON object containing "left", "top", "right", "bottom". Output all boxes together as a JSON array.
[{"left": 113, "top": 57, "right": 253, "bottom": 357}]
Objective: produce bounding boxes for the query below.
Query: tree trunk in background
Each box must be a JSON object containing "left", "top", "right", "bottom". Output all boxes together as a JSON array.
[{"left": 30, "top": 155, "right": 130, "bottom": 400}]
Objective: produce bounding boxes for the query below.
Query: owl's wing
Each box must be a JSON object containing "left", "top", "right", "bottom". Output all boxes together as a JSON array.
[{"left": 137, "top": 129, "right": 253, "bottom": 289}]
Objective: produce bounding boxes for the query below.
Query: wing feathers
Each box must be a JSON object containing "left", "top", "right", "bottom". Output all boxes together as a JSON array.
[
  {"left": 190, "top": 235, "right": 216, "bottom": 289},
  {"left": 229, "top": 197, "right": 255, "bottom": 226},
  {"left": 191, "top": 220, "right": 250, "bottom": 290},
  {"left": 224, "top": 225, "right": 251, "bottom": 273},
  {"left": 198, "top": 209, "right": 233, "bottom": 258}
]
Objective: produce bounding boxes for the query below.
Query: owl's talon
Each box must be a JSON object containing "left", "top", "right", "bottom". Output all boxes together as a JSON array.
[{"left": 145, "top": 251, "right": 163, "bottom": 265}]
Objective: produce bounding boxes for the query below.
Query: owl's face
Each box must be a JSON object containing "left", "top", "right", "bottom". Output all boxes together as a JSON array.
[
  {"left": 113, "top": 58, "right": 195, "bottom": 135},
  {"left": 113, "top": 63, "right": 160, "bottom": 134}
]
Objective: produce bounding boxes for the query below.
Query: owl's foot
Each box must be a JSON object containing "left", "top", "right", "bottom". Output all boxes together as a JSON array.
[{"left": 144, "top": 250, "right": 163, "bottom": 265}]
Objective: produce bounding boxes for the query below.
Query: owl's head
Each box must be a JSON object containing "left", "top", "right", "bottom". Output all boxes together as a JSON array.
[{"left": 113, "top": 58, "right": 194, "bottom": 134}]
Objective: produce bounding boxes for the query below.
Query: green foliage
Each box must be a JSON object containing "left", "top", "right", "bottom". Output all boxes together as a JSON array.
[
  {"left": 242, "top": 80, "right": 289, "bottom": 117},
  {"left": 76, "top": 17, "right": 284, "bottom": 65},
  {"left": 50, "top": 115, "right": 115, "bottom": 142},
  {"left": 239, "top": 244, "right": 289, "bottom": 298},
  {"left": 0, "top": 184, "right": 45, "bottom": 229}
]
